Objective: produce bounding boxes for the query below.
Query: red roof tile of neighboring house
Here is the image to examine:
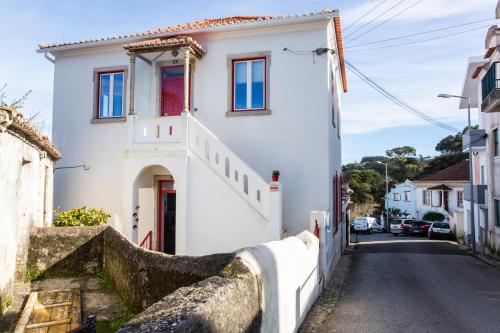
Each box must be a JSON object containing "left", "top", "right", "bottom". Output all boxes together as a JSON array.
[
  {"left": 416, "top": 160, "right": 469, "bottom": 182},
  {"left": 0, "top": 106, "right": 61, "bottom": 160}
]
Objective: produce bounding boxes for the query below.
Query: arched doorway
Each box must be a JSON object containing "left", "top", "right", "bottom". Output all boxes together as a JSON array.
[{"left": 134, "top": 165, "right": 176, "bottom": 254}]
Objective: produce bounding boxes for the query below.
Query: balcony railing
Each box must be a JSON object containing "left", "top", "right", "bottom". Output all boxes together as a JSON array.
[
  {"left": 132, "top": 115, "right": 186, "bottom": 145},
  {"left": 481, "top": 62, "right": 500, "bottom": 113}
]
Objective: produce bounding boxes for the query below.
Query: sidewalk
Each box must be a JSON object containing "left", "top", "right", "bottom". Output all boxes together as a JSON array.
[
  {"left": 299, "top": 249, "right": 353, "bottom": 333},
  {"left": 455, "top": 239, "right": 500, "bottom": 269}
]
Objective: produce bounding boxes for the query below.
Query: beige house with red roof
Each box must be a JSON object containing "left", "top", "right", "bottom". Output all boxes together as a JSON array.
[
  {"left": 413, "top": 160, "right": 468, "bottom": 237},
  {"left": 38, "top": 10, "right": 349, "bottom": 260}
]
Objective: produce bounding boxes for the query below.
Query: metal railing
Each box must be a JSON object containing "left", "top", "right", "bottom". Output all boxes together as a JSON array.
[
  {"left": 139, "top": 230, "right": 153, "bottom": 250},
  {"left": 481, "top": 62, "right": 500, "bottom": 102}
]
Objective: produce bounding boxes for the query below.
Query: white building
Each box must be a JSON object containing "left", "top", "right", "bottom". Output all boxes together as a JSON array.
[
  {"left": 0, "top": 106, "right": 60, "bottom": 313},
  {"left": 387, "top": 179, "right": 417, "bottom": 218},
  {"left": 39, "top": 11, "right": 348, "bottom": 257},
  {"left": 459, "top": 1, "right": 500, "bottom": 253},
  {"left": 413, "top": 160, "right": 467, "bottom": 236}
]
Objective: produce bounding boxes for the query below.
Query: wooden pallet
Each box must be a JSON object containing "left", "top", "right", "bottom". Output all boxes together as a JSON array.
[{"left": 14, "top": 288, "right": 81, "bottom": 333}]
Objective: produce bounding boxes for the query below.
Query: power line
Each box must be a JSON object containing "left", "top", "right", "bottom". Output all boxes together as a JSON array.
[
  {"left": 348, "top": 61, "right": 459, "bottom": 132},
  {"left": 344, "top": 0, "right": 407, "bottom": 40},
  {"left": 346, "top": 61, "right": 460, "bottom": 132},
  {"left": 345, "top": 17, "right": 497, "bottom": 48},
  {"left": 346, "top": 24, "right": 491, "bottom": 52},
  {"left": 343, "top": 0, "right": 388, "bottom": 32},
  {"left": 346, "top": 0, "right": 425, "bottom": 43}
]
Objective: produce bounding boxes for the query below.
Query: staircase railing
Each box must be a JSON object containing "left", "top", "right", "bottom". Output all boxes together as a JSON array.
[
  {"left": 186, "top": 113, "right": 276, "bottom": 222},
  {"left": 139, "top": 230, "right": 153, "bottom": 250}
]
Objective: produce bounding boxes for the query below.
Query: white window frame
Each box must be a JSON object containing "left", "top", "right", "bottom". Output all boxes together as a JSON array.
[
  {"left": 404, "top": 191, "right": 411, "bottom": 202},
  {"left": 393, "top": 193, "right": 401, "bottom": 201},
  {"left": 423, "top": 190, "right": 431, "bottom": 206}
]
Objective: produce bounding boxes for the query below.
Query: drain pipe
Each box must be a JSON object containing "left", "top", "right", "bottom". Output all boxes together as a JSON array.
[{"left": 43, "top": 52, "right": 55, "bottom": 64}]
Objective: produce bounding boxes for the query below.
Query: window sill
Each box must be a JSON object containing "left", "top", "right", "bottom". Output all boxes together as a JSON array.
[
  {"left": 225, "top": 110, "right": 272, "bottom": 117},
  {"left": 91, "top": 117, "right": 126, "bottom": 124}
]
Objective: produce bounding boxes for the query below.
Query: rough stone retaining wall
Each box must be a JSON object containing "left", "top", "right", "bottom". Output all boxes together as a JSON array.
[{"left": 26, "top": 225, "right": 262, "bottom": 332}]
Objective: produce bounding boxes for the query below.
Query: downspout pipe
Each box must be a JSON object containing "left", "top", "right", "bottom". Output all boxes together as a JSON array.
[{"left": 43, "top": 52, "right": 55, "bottom": 64}]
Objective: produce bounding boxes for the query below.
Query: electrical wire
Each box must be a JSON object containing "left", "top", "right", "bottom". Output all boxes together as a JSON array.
[
  {"left": 343, "top": 0, "right": 388, "bottom": 32},
  {"left": 345, "top": 24, "right": 491, "bottom": 52},
  {"left": 346, "top": 0, "right": 425, "bottom": 43},
  {"left": 346, "top": 61, "right": 460, "bottom": 132},
  {"left": 344, "top": 0, "right": 407, "bottom": 40},
  {"left": 345, "top": 18, "right": 497, "bottom": 48}
]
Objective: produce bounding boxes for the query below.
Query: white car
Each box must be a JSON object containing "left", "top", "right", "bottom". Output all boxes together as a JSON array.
[
  {"left": 372, "top": 219, "right": 385, "bottom": 233},
  {"left": 390, "top": 218, "right": 415, "bottom": 236},
  {"left": 353, "top": 217, "right": 376, "bottom": 233}
]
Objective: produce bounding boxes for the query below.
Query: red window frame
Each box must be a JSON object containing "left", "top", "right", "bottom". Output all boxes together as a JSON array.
[
  {"left": 231, "top": 57, "right": 267, "bottom": 112},
  {"left": 331, "top": 70, "right": 336, "bottom": 128},
  {"left": 96, "top": 70, "right": 125, "bottom": 119}
]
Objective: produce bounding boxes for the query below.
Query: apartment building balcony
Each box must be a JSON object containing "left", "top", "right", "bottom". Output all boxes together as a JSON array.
[
  {"left": 462, "top": 129, "right": 486, "bottom": 153},
  {"left": 481, "top": 62, "right": 500, "bottom": 113}
]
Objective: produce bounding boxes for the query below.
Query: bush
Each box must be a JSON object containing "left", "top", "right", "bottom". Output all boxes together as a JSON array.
[
  {"left": 422, "top": 211, "right": 445, "bottom": 222},
  {"left": 53, "top": 207, "right": 110, "bottom": 227}
]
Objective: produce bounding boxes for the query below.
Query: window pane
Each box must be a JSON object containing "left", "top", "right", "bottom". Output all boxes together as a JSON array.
[
  {"left": 99, "top": 74, "right": 110, "bottom": 118},
  {"left": 113, "top": 73, "right": 124, "bottom": 117},
  {"left": 234, "top": 62, "right": 247, "bottom": 110},
  {"left": 251, "top": 60, "right": 264, "bottom": 109}
]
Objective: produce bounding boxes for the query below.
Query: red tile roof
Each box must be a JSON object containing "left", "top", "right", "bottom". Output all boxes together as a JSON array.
[
  {"left": 0, "top": 106, "right": 61, "bottom": 160},
  {"left": 38, "top": 11, "right": 336, "bottom": 50},
  {"left": 417, "top": 160, "right": 469, "bottom": 182},
  {"left": 124, "top": 36, "right": 206, "bottom": 56}
]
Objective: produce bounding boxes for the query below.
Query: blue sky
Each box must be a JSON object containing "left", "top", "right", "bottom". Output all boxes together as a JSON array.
[{"left": 0, "top": 0, "right": 495, "bottom": 163}]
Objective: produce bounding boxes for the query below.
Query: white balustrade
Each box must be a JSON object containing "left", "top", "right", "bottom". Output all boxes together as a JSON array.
[
  {"left": 132, "top": 116, "right": 186, "bottom": 144},
  {"left": 187, "top": 114, "right": 272, "bottom": 220}
]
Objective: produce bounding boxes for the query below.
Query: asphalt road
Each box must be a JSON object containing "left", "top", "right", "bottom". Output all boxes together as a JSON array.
[{"left": 319, "top": 233, "right": 500, "bottom": 333}]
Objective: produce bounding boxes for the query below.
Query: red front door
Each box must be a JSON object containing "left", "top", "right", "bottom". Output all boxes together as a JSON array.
[{"left": 161, "top": 65, "right": 184, "bottom": 116}]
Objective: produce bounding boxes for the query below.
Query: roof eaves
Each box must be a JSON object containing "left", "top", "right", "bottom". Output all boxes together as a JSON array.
[{"left": 38, "top": 10, "right": 338, "bottom": 53}]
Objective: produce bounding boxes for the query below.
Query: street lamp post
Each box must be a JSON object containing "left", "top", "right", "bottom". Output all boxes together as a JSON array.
[
  {"left": 438, "top": 93, "right": 475, "bottom": 254},
  {"left": 376, "top": 161, "right": 389, "bottom": 232}
]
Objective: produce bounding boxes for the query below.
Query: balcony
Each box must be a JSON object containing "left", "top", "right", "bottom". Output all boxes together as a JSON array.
[
  {"left": 463, "top": 184, "right": 487, "bottom": 206},
  {"left": 462, "top": 129, "right": 486, "bottom": 153},
  {"left": 481, "top": 62, "right": 500, "bottom": 113},
  {"left": 132, "top": 115, "right": 186, "bottom": 145}
]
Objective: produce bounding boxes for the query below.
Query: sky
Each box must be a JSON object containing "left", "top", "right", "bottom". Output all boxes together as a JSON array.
[{"left": 0, "top": 0, "right": 496, "bottom": 163}]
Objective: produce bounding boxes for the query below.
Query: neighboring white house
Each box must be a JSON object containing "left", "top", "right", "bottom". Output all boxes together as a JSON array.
[
  {"left": 413, "top": 160, "right": 467, "bottom": 237},
  {"left": 38, "top": 11, "right": 348, "bottom": 258},
  {"left": 0, "top": 106, "right": 60, "bottom": 313},
  {"left": 387, "top": 179, "right": 417, "bottom": 218},
  {"left": 459, "top": 2, "right": 500, "bottom": 253}
]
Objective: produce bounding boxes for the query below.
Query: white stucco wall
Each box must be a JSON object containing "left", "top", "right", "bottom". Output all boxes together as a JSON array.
[
  {"left": 414, "top": 186, "right": 465, "bottom": 221},
  {"left": 239, "top": 231, "right": 320, "bottom": 333},
  {"left": 387, "top": 180, "right": 417, "bottom": 217},
  {"left": 50, "top": 18, "right": 343, "bottom": 255},
  {"left": 0, "top": 130, "right": 54, "bottom": 305}
]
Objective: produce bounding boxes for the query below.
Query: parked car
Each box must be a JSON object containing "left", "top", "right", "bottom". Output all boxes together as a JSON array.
[
  {"left": 390, "top": 218, "right": 415, "bottom": 236},
  {"left": 353, "top": 217, "right": 376, "bottom": 233},
  {"left": 372, "top": 219, "right": 386, "bottom": 233},
  {"left": 428, "top": 222, "right": 454, "bottom": 240},
  {"left": 408, "top": 221, "right": 430, "bottom": 236}
]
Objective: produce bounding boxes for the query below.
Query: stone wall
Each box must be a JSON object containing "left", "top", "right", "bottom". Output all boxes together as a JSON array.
[{"left": 26, "top": 226, "right": 262, "bottom": 332}]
